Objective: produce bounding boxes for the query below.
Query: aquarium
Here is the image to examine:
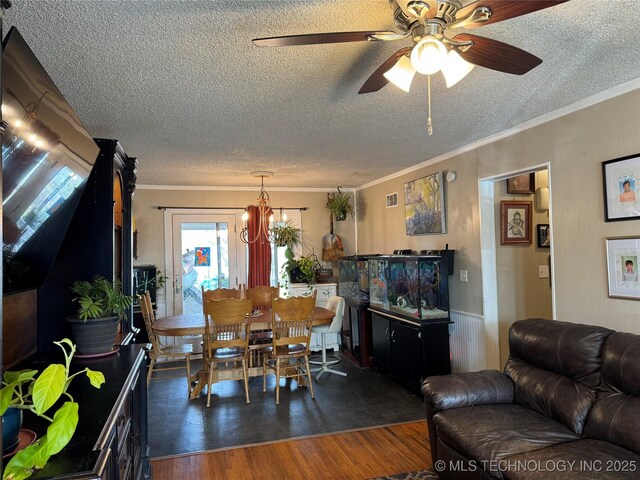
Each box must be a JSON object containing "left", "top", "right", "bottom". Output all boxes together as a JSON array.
[
  {"left": 338, "top": 255, "right": 373, "bottom": 304},
  {"left": 369, "top": 255, "right": 449, "bottom": 321},
  {"left": 368, "top": 256, "right": 390, "bottom": 310}
]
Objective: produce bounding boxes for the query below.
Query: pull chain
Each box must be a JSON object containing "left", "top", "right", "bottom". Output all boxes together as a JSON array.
[{"left": 427, "top": 74, "right": 433, "bottom": 136}]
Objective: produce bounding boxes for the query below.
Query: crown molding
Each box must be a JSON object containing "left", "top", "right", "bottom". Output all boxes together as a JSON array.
[{"left": 136, "top": 184, "right": 356, "bottom": 193}]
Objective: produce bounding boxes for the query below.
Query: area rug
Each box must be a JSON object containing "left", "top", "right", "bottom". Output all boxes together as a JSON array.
[{"left": 369, "top": 469, "right": 439, "bottom": 480}]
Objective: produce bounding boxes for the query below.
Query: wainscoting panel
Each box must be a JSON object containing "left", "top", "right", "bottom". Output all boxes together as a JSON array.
[{"left": 449, "top": 310, "right": 486, "bottom": 372}]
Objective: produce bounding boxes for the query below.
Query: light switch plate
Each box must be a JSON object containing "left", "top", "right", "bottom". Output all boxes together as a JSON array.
[
  {"left": 459, "top": 269, "right": 468, "bottom": 283},
  {"left": 538, "top": 265, "right": 550, "bottom": 278}
]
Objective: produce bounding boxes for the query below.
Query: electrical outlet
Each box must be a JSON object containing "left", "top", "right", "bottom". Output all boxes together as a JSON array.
[
  {"left": 459, "top": 269, "right": 468, "bottom": 283},
  {"left": 538, "top": 265, "right": 550, "bottom": 278}
]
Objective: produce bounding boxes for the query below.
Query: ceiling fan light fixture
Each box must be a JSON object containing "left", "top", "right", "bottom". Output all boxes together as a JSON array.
[
  {"left": 410, "top": 36, "right": 447, "bottom": 75},
  {"left": 441, "top": 49, "right": 475, "bottom": 88},
  {"left": 383, "top": 55, "right": 416, "bottom": 92}
]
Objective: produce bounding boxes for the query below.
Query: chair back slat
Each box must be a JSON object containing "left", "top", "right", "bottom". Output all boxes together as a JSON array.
[
  {"left": 203, "top": 298, "right": 251, "bottom": 358},
  {"left": 138, "top": 291, "right": 161, "bottom": 351},
  {"left": 246, "top": 285, "right": 279, "bottom": 309},
  {"left": 271, "top": 294, "right": 316, "bottom": 350},
  {"left": 202, "top": 286, "right": 241, "bottom": 301}
]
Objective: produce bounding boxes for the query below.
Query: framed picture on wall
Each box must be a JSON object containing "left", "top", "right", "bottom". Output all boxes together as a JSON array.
[
  {"left": 605, "top": 236, "right": 640, "bottom": 300},
  {"left": 500, "top": 201, "right": 532, "bottom": 245},
  {"left": 506, "top": 173, "right": 535, "bottom": 194},
  {"left": 602, "top": 153, "right": 640, "bottom": 221},
  {"left": 404, "top": 172, "right": 446, "bottom": 235},
  {"left": 386, "top": 192, "right": 398, "bottom": 208},
  {"left": 536, "top": 224, "right": 550, "bottom": 248}
]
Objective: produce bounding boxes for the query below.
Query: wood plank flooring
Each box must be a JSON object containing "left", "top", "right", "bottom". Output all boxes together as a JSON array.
[{"left": 151, "top": 420, "right": 432, "bottom": 480}]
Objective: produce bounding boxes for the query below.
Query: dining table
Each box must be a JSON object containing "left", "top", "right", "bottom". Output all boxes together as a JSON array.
[{"left": 153, "top": 306, "right": 336, "bottom": 400}]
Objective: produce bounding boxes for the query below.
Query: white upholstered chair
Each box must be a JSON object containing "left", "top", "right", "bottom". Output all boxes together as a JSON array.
[{"left": 310, "top": 296, "right": 346, "bottom": 381}]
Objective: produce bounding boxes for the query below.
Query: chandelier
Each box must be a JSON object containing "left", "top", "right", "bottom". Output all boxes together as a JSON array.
[{"left": 240, "top": 171, "right": 275, "bottom": 245}]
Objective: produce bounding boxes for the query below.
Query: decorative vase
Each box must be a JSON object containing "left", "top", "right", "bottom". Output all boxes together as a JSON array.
[
  {"left": 67, "top": 316, "right": 119, "bottom": 355},
  {"left": 2, "top": 407, "right": 22, "bottom": 455},
  {"left": 335, "top": 210, "right": 347, "bottom": 221},
  {"left": 315, "top": 268, "right": 334, "bottom": 284}
]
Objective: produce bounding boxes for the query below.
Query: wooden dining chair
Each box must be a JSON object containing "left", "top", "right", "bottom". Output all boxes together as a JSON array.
[
  {"left": 245, "top": 284, "right": 279, "bottom": 308},
  {"left": 202, "top": 298, "right": 252, "bottom": 407},
  {"left": 262, "top": 293, "right": 316, "bottom": 405},
  {"left": 201, "top": 285, "right": 243, "bottom": 301},
  {"left": 138, "top": 291, "right": 194, "bottom": 395},
  {"left": 245, "top": 284, "right": 279, "bottom": 367}
]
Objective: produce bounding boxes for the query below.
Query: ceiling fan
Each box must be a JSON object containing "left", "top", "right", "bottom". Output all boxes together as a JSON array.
[{"left": 253, "top": 0, "right": 568, "bottom": 100}]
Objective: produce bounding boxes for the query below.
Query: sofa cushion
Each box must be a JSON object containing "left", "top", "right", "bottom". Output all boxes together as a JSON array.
[
  {"left": 432, "top": 404, "right": 580, "bottom": 474},
  {"left": 584, "top": 332, "right": 640, "bottom": 455},
  {"left": 503, "top": 439, "right": 640, "bottom": 480},
  {"left": 507, "top": 319, "right": 612, "bottom": 386},
  {"left": 505, "top": 360, "right": 596, "bottom": 434},
  {"left": 505, "top": 319, "right": 612, "bottom": 434}
]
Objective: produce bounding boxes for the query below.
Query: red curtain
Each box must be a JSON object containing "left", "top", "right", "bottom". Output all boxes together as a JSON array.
[{"left": 247, "top": 205, "right": 272, "bottom": 288}]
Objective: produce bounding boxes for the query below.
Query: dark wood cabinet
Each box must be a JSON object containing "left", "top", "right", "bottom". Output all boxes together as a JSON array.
[
  {"left": 25, "top": 345, "right": 150, "bottom": 479},
  {"left": 342, "top": 302, "right": 373, "bottom": 367},
  {"left": 371, "top": 311, "right": 451, "bottom": 392},
  {"left": 37, "top": 139, "right": 137, "bottom": 350}
]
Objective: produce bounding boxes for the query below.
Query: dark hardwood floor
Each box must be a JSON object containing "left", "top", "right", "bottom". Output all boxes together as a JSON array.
[
  {"left": 148, "top": 356, "right": 426, "bottom": 457},
  {"left": 150, "top": 420, "right": 432, "bottom": 480}
]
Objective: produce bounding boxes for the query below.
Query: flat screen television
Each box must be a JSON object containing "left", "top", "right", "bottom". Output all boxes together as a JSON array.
[{"left": 2, "top": 27, "right": 99, "bottom": 294}]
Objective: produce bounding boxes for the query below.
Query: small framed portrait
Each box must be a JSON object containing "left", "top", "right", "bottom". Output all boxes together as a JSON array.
[
  {"left": 605, "top": 236, "right": 640, "bottom": 300},
  {"left": 536, "top": 224, "right": 550, "bottom": 248},
  {"left": 500, "top": 201, "right": 532, "bottom": 245},
  {"left": 507, "top": 173, "right": 535, "bottom": 194},
  {"left": 602, "top": 153, "right": 640, "bottom": 221},
  {"left": 386, "top": 192, "right": 398, "bottom": 208}
]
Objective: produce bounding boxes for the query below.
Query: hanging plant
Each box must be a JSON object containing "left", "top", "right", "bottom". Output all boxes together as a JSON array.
[
  {"left": 325, "top": 186, "right": 355, "bottom": 221},
  {"left": 271, "top": 220, "right": 301, "bottom": 249}
]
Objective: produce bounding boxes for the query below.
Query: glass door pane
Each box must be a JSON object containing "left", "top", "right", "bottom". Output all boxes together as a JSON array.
[{"left": 172, "top": 214, "right": 237, "bottom": 314}]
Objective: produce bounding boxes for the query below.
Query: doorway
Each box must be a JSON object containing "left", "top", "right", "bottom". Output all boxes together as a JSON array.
[
  {"left": 479, "top": 164, "right": 555, "bottom": 369},
  {"left": 164, "top": 211, "right": 246, "bottom": 315}
]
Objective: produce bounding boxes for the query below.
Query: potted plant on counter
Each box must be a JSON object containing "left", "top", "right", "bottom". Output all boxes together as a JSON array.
[
  {"left": 325, "top": 186, "right": 355, "bottom": 221},
  {"left": 1, "top": 339, "right": 105, "bottom": 480},
  {"left": 67, "top": 276, "right": 133, "bottom": 355},
  {"left": 284, "top": 252, "right": 320, "bottom": 285}
]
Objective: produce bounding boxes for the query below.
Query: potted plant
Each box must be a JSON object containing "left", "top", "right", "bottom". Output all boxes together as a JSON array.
[
  {"left": 1, "top": 339, "right": 105, "bottom": 480},
  {"left": 325, "top": 187, "right": 355, "bottom": 221},
  {"left": 271, "top": 220, "right": 301, "bottom": 249},
  {"left": 284, "top": 252, "right": 320, "bottom": 284},
  {"left": 67, "top": 276, "right": 133, "bottom": 355}
]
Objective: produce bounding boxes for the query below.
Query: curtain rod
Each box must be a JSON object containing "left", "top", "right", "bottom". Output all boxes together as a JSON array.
[{"left": 156, "top": 206, "right": 308, "bottom": 211}]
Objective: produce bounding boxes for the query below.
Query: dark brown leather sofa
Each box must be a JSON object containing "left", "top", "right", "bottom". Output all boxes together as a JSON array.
[{"left": 422, "top": 319, "right": 640, "bottom": 479}]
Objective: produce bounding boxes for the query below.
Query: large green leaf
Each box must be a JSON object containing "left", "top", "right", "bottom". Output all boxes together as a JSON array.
[
  {"left": 0, "top": 382, "right": 18, "bottom": 413},
  {"left": 3, "top": 369, "right": 37, "bottom": 384},
  {"left": 32, "top": 364, "right": 66, "bottom": 415},
  {"left": 45, "top": 402, "right": 78, "bottom": 455},
  {"left": 85, "top": 369, "right": 106, "bottom": 389},
  {"left": 2, "top": 438, "right": 49, "bottom": 480}
]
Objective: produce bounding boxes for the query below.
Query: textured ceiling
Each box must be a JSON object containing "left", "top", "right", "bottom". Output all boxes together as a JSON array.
[{"left": 5, "top": 0, "right": 640, "bottom": 188}]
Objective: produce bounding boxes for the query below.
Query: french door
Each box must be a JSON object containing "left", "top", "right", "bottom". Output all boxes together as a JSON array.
[{"left": 165, "top": 212, "right": 245, "bottom": 315}]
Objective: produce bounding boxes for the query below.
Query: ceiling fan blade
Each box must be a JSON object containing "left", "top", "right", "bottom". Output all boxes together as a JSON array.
[
  {"left": 453, "top": 33, "right": 542, "bottom": 75},
  {"left": 252, "top": 31, "right": 396, "bottom": 47},
  {"left": 455, "top": 0, "right": 569, "bottom": 29},
  {"left": 358, "top": 47, "right": 413, "bottom": 94}
]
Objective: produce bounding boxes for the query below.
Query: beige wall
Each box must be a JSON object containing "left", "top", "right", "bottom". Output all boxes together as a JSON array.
[
  {"left": 496, "top": 169, "right": 553, "bottom": 366},
  {"left": 357, "top": 150, "right": 483, "bottom": 316},
  {"left": 359, "top": 88, "right": 640, "bottom": 336},
  {"left": 479, "top": 90, "right": 640, "bottom": 334},
  {"left": 132, "top": 188, "right": 356, "bottom": 295}
]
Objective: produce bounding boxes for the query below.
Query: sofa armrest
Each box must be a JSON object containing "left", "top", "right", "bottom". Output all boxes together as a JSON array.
[
  {"left": 422, "top": 370, "right": 514, "bottom": 465},
  {"left": 422, "top": 370, "right": 515, "bottom": 412}
]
